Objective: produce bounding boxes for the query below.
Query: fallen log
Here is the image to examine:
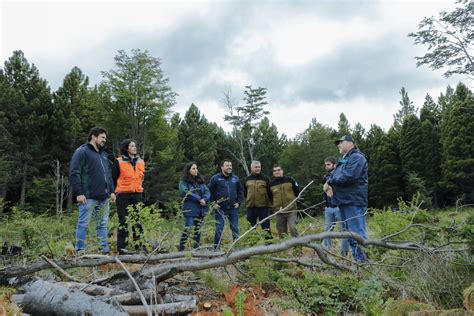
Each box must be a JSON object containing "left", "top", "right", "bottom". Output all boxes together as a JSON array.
[
  {"left": 112, "top": 288, "right": 166, "bottom": 305},
  {"left": 121, "top": 300, "right": 197, "bottom": 316},
  {"left": 21, "top": 279, "right": 128, "bottom": 316}
]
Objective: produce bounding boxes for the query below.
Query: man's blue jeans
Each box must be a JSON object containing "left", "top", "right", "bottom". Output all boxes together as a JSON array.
[
  {"left": 338, "top": 205, "right": 367, "bottom": 262},
  {"left": 214, "top": 208, "right": 240, "bottom": 248},
  {"left": 75, "top": 198, "right": 110, "bottom": 253},
  {"left": 323, "top": 207, "right": 349, "bottom": 256}
]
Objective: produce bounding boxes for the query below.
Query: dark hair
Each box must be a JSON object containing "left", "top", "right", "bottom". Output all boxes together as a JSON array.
[
  {"left": 120, "top": 139, "right": 137, "bottom": 156},
  {"left": 87, "top": 127, "right": 107, "bottom": 142},
  {"left": 272, "top": 164, "right": 282, "bottom": 170},
  {"left": 324, "top": 156, "right": 337, "bottom": 164},
  {"left": 182, "top": 161, "right": 204, "bottom": 184},
  {"left": 220, "top": 159, "right": 232, "bottom": 167}
]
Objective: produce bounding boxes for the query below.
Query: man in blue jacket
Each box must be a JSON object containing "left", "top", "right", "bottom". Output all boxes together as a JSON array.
[
  {"left": 70, "top": 127, "right": 116, "bottom": 254},
  {"left": 323, "top": 135, "right": 368, "bottom": 262},
  {"left": 208, "top": 159, "right": 243, "bottom": 249}
]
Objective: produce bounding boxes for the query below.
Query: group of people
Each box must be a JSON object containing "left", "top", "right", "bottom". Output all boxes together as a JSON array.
[{"left": 70, "top": 127, "right": 368, "bottom": 262}]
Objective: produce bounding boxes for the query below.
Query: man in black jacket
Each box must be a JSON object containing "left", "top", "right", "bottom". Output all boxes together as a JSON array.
[{"left": 70, "top": 127, "right": 115, "bottom": 254}]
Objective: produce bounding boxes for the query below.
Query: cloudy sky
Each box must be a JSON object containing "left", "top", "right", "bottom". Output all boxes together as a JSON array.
[{"left": 0, "top": 0, "right": 466, "bottom": 138}]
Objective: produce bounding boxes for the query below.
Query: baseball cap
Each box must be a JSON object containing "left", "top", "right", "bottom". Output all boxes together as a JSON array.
[{"left": 335, "top": 135, "right": 354, "bottom": 145}]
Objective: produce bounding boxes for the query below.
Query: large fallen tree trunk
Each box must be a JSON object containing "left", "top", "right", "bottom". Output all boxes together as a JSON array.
[
  {"left": 0, "top": 231, "right": 434, "bottom": 286},
  {"left": 21, "top": 279, "right": 128, "bottom": 316}
]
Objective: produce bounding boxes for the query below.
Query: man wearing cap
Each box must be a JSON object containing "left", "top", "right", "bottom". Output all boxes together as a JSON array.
[{"left": 323, "top": 135, "right": 368, "bottom": 262}]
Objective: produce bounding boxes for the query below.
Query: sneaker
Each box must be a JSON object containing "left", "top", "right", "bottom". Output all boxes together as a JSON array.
[{"left": 118, "top": 248, "right": 135, "bottom": 255}]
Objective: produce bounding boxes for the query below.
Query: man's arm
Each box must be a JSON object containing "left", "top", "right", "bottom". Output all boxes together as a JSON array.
[
  {"left": 112, "top": 159, "right": 120, "bottom": 190},
  {"left": 328, "top": 155, "right": 366, "bottom": 187},
  {"left": 69, "top": 148, "right": 85, "bottom": 197}
]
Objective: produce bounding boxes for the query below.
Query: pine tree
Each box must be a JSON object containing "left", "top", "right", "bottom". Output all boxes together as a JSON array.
[
  {"left": 178, "top": 104, "right": 218, "bottom": 177},
  {"left": 337, "top": 112, "right": 351, "bottom": 136},
  {"left": 394, "top": 87, "right": 417, "bottom": 129},
  {"left": 1, "top": 51, "right": 54, "bottom": 207},
  {"left": 252, "top": 117, "right": 286, "bottom": 176},
  {"left": 364, "top": 124, "right": 386, "bottom": 208},
  {"left": 440, "top": 83, "right": 474, "bottom": 204}
]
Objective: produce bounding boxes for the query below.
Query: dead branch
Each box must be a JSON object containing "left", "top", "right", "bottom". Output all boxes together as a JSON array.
[
  {"left": 115, "top": 256, "right": 152, "bottom": 316},
  {"left": 41, "top": 254, "right": 80, "bottom": 283},
  {"left": 122, "top": 300, "right": 197, "bottom": 315}
]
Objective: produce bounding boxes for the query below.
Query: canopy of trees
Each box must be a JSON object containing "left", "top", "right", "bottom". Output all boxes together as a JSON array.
[{"left": 0, "top": 49, "right": 473, "bottom": 215}]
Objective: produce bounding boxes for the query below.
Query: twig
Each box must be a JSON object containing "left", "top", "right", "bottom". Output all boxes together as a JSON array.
[
  {"left": 381, "top": 224, "right": 427, "bottom": 241},
  {"left": 114, "top": 256, "right": 152, "bottom": 316},
  {"left": 41, "top": 255, "right": 80, "bottom": 282}
]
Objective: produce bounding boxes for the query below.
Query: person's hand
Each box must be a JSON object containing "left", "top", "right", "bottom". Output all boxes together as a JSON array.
[
  {"left": 234, "top": 203, "right": 240, "bottom": 208},
  {"left": 323, "top": 182, "right": 334, "bottom": 197},
  {"left": 76, "top": 195, "right": 87, "bottom": 204},
  {"left": 326, "top": 187, "right": 334, "bottom": 197},
  {"left": 110, "top": 193, "right": 116, "bottom": 203},
  {"left": 199, "top": 199, "right": 206, "bottom": 206}
]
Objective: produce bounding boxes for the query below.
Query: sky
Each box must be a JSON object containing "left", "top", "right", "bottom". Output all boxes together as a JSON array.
[{"left": 0, "top": 0, "right": 468, "bottom": 138}]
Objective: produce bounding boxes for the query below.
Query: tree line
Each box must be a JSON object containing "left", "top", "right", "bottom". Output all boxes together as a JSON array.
[{"left": 0, "top": 49, "right": 473, "bottom": 215}]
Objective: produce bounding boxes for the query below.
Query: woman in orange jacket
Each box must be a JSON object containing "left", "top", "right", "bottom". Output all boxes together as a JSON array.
[{"left": 112, "top": 139, "right": 145, "bottom": 254}]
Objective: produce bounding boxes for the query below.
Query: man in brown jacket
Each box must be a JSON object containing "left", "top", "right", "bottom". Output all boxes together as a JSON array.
[
  {"left": 269, "top": 164, "right": 300, "bottom": 238},
  {"left": 243, "top": 161, "right": 272, "bottom": 236}
]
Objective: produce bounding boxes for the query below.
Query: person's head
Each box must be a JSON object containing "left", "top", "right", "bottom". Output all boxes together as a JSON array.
[
  {"left": 183, "top": 161, "right": 203, "bottom": 183},
  {"left": 88, "top": 127, "right": 107, "bottom": 149},
  {"left": 250, "top": 160, "right": 261, "bottom": 175},
  {"left": 272, "top": 164, "right": 284, "bottom": 178},
  {"left": 120, "top": 139, "right": 137, "bottom": 157},
  {"left": 335, "top": 135, "right": 355, "bottom": 155},
  {"left": 220, "top": 159, "right": 233, "bottom": 176},
  {"left": 324, "top": 156, "right": 337, "bottom": 172}
]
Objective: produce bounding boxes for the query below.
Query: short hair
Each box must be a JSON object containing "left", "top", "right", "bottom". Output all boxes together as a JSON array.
[
  {"left": 120, "top": 139, "right": 137, "bottom": 156},
  {"left": 251, "top": 160, "right": 261, "bottom": 167},
  {"left": 220, "top": 159, "right": 232, "bottom": 167},
  {"left": 324, "top": 156, "right": 337, "bottom": 164},
  {"left": 272, "top": 164, "right": 282, "bottom": 170},
  {"left": 87, "top": 127, "right": 107, "bottom": 142}
]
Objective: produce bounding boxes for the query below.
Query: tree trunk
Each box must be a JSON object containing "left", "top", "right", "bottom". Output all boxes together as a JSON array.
[
  {"left": 21, "top": 280, "right": 128, "bottom": 316},
  {"left": 19, "top": 163, "right": 27, "bottom": 208}
]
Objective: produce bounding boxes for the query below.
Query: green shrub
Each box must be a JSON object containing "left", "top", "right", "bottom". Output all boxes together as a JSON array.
[{"left": 275, "top": 272, "right": 361, "bottom": 315}]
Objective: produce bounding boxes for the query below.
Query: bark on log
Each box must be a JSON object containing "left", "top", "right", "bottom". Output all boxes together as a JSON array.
[
  {"left": 58, "top": 281, "right": 124, "bottom": 296},
  {"left": 121, "top": 300, "right": 197, "bottom": 315},
  {"left": 21, "top": 280, "right": 127, "bottom": 316},
  {"left": 112, "top": 288, "right": 166, "bottom": 305}
]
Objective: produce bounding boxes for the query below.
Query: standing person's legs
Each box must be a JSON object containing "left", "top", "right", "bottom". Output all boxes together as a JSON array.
[
  {"left": 179, "top": 216, "right": 195, "bottom": 251},
  {"left": 287, "top": 212, "right": 298, "bottom": 237},
  {"left": 227, "top": 208, "right": 240, "bottom": 241},
  {"left": 193, "top": 216, "right": 204, "bottom": 249},
  {"left": 93, "top": 199, "right": 110, "bottom": 253},
  {"left": 116, "top": 195, "right": 130, "bottom": 251},
  {"left": 213, "top": 209, "right": 226, "bottom": 249},
  {"left": 323, "top": 207, "right": 338, "bottom": 248},
  {"left": 334, "top": 207, "right": 349, "bottom": 256},
  {"left": 247, "top": 207, "right": 257, "bottom": 227},
  {"left": 130, "top": 194, "right": 144, "bottom": 246},
  {"left": 339, "top": 205, "right": 367, "bottom": 262},
  {"left": 276, "top": 214, "right": 288, "bottom": 238},
  {"left": 257, "top": 207, "right": 272, "bottom": 237},
  {"left": 75, "top": 199, "right": 95, "bottom": 251}
]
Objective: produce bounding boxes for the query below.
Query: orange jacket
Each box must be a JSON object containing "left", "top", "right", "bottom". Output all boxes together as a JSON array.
[{"left": 114, "top": 156, "right": 145, "bottom": 193}]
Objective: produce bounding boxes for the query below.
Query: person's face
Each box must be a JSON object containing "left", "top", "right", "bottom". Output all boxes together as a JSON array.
[
  {"left": 272, "top": 166, "right": 283, "bottom": 178},
  {"left": 92, "top": 133, "right": 107, "bottom": 148},
  {"left": 189, "top": 164, "right": 198, "bottom": 177},
  {"left": 337, "top": 140, "right": 353, "bottom": 155},
  {"left": 221, "top": 161, "right": 232, "bottom": 175},
  {"left": 325, "top": 161, "right": 336, "bottom": 172},
  {"left": 127, "top": 142, "right": 137, "bottom": 156},
  {"left": 251, "top": 163, "right": 261, "bottom": 175}
]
